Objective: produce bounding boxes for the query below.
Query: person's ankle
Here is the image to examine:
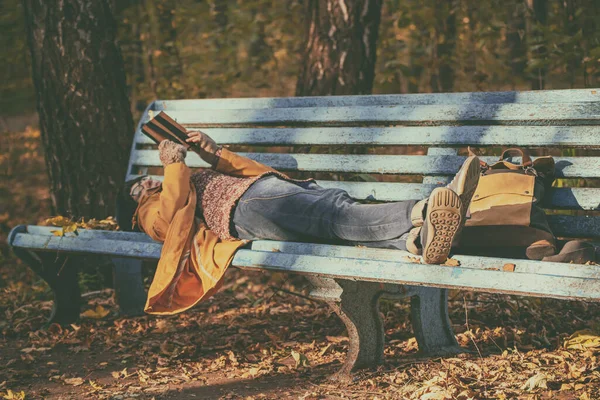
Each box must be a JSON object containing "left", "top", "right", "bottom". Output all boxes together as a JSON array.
[
  {"left": 406, "top": 227, "right": 422, "bottom": 255},
  {"left": 410, "top": 198, "right": 427, "bottom": 227}
]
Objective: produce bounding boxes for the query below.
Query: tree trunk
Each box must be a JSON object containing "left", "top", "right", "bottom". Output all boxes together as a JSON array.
[
  {"left": 561, "top": 0, "right": 580, "bottom": 88},
  {"left": 582, "top": 0, "right": 599, "bottom": 87},
  {"left": 296, "top": 0, "right": 383, "bottom": 96},
  {"left": 430, "top": 0, "right": 457, "bottom": 92},
  {"left": 145, "top": 0, "right": 184, "bottom": 97},
  {"left": 507, "top": 0, "right": 528, "bottom": 79},
  {"left": 210, "top": 0, "right": 229, "bottom": 35},
  {"left": 22, "top": 0, "right": 134, "bottom": 219},
  {"left": 527, "top": 0, "right": 547, "bottom": 89}
]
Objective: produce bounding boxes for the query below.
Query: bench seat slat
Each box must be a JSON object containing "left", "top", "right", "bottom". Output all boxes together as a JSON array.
[
  {"left": 23, "top": 225, "right": 158, "bottom": 243},
  {"left": 131, "top": 151, "right": 600, "bottom": 178},
  {"left": 250, "top": 241, "right": 600, "bottom": 279},
  {"left": 10, "top": 231, "right": 600, "bottom": 300},
  {"left": 11, "top": 233, "right": 162, "bottom": 259},
  {"left": 232, "top": 250, "right": 600, "bottom": 302},
  {"left": 153, "top": 89, "right": 600, "bottom": 110},
  {"left": 135, "top": 125, "right": 600, "bottom": 147},
  {"left": 165, "top": 103, "right": 600, "bottom": 126}
]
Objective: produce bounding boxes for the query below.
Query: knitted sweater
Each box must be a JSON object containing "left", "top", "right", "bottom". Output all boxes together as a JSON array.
[
  {"left": 190, "top": 169, "right": 285, "bottom": 240},
  {"left": 158, "top": 140, "right": 308, "bottom": 240}
]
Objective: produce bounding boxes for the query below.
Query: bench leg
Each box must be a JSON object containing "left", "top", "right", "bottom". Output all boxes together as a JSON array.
[
  {"left": 409, "top": 287, "right": 463, "bottom": 356},
  {"left": 112, "top": 258, "right": 146, "bottom": 317},
  {"left": 12, "top": 249, "right": 81, "bottom": 325},
  {"left": 307, "top": 277, "right": 384, "bottom": 379}
]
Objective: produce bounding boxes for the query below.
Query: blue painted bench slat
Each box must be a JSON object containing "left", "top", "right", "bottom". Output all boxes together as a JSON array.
[
  {"left": 136, "top": 125, "right": 600, "bottom": 147},
  {"left": 10, "top": 226, "right": 600, "bottom": 301},
  {"left": 8, "top": 88, "right": 600, "bottom": 378},
  {"left": 131, "top": 152, "right": 600, "bottom": 178},
  {"left": 154, "top": 89, "right": 600, "bottom": 110},
  {"left": 164, "top": 103, "right": 600, "bottom": 125}
]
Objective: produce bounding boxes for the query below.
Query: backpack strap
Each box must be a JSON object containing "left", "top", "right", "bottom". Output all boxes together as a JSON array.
[{"left": 500, "top": 148, "right": 533, "bottom": 167}]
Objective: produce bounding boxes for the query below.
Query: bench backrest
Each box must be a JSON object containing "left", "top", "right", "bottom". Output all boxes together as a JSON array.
[{"left": 126, "top": 89, "right": 600, "bottom": 240}]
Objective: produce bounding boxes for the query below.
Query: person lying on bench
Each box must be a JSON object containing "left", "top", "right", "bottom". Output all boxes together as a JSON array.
[{"left": 115, "top": 131, "right": 480, "bottom": 315}]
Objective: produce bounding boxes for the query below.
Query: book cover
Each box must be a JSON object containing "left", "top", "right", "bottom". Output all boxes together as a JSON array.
[{"left": 141, "top": 111, "right": 191, "bottom": 149}]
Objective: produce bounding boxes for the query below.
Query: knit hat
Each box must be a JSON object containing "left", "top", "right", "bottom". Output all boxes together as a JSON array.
[{"left": 115, "top": 175, "right": 147, "bottom": 232}]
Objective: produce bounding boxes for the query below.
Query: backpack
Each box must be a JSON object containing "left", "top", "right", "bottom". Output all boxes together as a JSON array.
[{"left": 457, "top": 148, "right": 557, "bottom": 260}]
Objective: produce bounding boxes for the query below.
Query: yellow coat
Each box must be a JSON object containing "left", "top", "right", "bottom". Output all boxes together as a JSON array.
[{"left": 135, "top": 148, "right": 276, "bottom": 315}]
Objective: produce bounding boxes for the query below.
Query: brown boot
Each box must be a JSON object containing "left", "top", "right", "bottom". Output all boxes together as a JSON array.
[
  {"left": 446, "top": 156, "right": 481, "bottom": 224},
  {"left": 526, "top": 239, "right": 556, "bottom": 260},
  {"left": 542, "top": 240, "right": 596, "bottom": 264}
]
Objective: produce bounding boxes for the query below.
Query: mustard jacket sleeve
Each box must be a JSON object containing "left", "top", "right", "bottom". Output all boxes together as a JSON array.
[
  {"left": 215, "top": 148, "right": 276, "bottom": 177},
  {"left": 138, "top": 162, "right": 191, "bottom": 242}
]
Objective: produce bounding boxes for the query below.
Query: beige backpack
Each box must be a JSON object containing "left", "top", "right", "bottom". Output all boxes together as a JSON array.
[{"left": 458, "top": 148, "right": 557, "bottom": 260}]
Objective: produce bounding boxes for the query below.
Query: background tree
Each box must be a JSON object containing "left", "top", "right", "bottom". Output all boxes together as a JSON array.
[
  {"left": 506, "top": 0, "right": 528, "bottom": 81},
  {"left": 4, "top": 0, "right": 600, "bottom": 121},
  {"left": 430, "top": 0, "right": 457, "bottom": 92},
  {"left": 22, "top": 0, "right": 134, "bottom": 219},
  {"left": 527, "top": 0, "right": 548, "bottom": 89},
  {"left": 296, "top": 0, "right": 383, "bottom": 96}
]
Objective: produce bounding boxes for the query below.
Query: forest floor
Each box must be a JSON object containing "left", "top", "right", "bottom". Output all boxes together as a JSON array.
[{"left": 1, "top": 128, "right": 600, "bottom": 400}]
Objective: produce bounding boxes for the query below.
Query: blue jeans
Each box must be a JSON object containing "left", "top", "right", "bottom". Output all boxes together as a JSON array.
[{"left": 232, "top": 176, "right": 418, "bottom": 251}]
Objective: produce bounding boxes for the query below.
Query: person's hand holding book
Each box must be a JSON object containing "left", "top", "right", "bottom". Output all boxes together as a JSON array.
[
  {"left": 186, "top": 130, "right": 221, "bottom": 167},
  {"left": 140, "top": 111, "right": 221, "bottom": 168}
]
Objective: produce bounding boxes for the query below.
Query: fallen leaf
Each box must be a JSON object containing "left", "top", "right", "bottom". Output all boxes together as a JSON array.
[
  {"left": 564, "top": 330, "right": 600, "bottom": 350},
  {"left": 521, "top": 373, "right": 548, "bottom": 391},
  {"left": 420, "top": 394, "right": 449, "bottom": 400},
  {"left": 442, "top": 258, "right": 461, "bottom": 267},
  {"left": 153, "top": 320, "right": 170, "bottom": 333},
  {"left": 291, "top": 350, "right": 310, "bottom": 369},
  {"left": 89, "top": 380, "right": 103, "bottom": 390},
  {"left": 319, "top": 343, "right": 333, "bottom": 357},
  {"left": 502, "top": 263, "right": 516, "bottom": 272},
  {"left": 138, "top": 370, "right": 150, "bottom": 384},
  {"left": 81, "top": 305, "right": 109, "bottom": 319},
  {"left": 44, "top": 216, "right": 72, "bottom": 226},
  {"left": 2, "top": 390, "right": 26, "bottom": 400},
  {"left": 20, "top": 347, "right": 50, "bottom": 353},
  {"left": 326, "top": 336, "right": 348, "bottom": 343},
  {"left": 63, "top": 377, "right": 84, "bottom": 386}
]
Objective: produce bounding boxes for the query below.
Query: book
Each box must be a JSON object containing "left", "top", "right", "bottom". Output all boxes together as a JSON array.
[{"left": 141, "top": 111, "right": 192, "bottom": 149}]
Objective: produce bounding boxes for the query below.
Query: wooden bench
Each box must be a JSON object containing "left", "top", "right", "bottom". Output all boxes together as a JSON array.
[{"left": 8, "top": 89, "right": 600, "bottom": 377}]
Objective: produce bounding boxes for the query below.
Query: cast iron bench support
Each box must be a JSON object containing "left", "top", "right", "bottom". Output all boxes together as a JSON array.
[
  {"left": 306, "top": 276, "right": 461, "bottom": 376},
  {"left": 8, "top": 226, "right": 146, "bottom": 324}
]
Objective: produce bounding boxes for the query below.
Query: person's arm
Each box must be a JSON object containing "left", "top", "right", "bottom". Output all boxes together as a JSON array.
[
  {"left": 186, "top": 130, "right": 275, "bottom": 177},
  {"left": 137, "top": 141, "right": 191, "bottom": 241},
  {"left": 215, "top": 147, "right": 275, "bottom": 177}
]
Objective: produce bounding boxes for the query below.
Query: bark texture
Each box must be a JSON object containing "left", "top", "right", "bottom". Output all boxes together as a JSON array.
[
  {"left": 23, "top": 0, "right": 134, "bottom": 219},
  {"left": 528, "top": 0, "right": 547, "bottom": 89},
  {"left": 507, "top": 0, "right": 528, "bottom": 78},
  {"left": 430, "top": 0, "right": 456, "bottom": 92},
  {"left": 296, "top": 0, "right": 383, "bottom": 96}
]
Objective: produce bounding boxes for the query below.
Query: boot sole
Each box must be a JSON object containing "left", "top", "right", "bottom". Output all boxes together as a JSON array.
[{"left": 423, "top": 188, "right": 462, "bottom": 264}]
